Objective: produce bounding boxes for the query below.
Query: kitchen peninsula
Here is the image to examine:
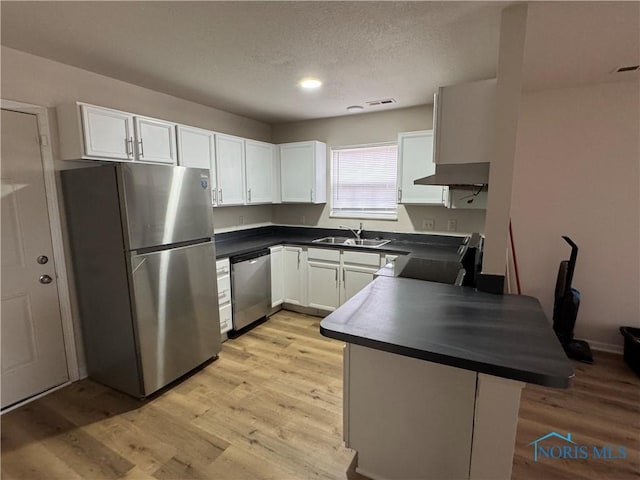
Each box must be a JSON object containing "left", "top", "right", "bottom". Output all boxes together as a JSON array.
[{"left": 320, "top": 276, "right": 574, "bottom": 480}]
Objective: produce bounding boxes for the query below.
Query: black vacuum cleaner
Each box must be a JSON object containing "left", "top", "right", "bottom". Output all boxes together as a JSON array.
[{"left": 552, "top": 236, "right": 593, "bottom": 364}]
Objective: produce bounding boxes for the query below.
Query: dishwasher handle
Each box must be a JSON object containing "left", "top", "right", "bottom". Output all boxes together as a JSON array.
[{"left": 230, "top": 248, "right": 270, "bottom": 264}]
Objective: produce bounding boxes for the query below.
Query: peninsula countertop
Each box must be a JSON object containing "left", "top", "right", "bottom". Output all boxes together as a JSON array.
[{"left": 320, "top": 276, "right": 574, "bottom": 388}]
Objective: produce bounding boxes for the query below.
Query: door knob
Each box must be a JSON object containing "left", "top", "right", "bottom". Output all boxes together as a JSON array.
[
  {"left": 39, "top": 274, "right": 53, "bottom": 284},
  {"left": 37, "top": 255, "right": 49, "bottom": 264}
]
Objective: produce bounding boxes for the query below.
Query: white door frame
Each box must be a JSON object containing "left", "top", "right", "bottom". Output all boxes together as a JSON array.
[{"left": 1, "top": 99, "right": 80, "bottom": 386}]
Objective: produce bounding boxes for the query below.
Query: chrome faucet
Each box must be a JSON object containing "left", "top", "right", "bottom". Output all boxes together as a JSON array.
[{"left": 339, "top": 222, "right": 363, "bottom": 240}]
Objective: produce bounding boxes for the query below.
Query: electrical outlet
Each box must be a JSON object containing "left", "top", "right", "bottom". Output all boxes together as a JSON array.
[
  {"left": 422, "top": 218, "right": 435, "bottom": 231},
  {"left": 447, "top": 219, "right": 457, "bottom": 232},
  {"left": 300, "top": 215, "right": 306, "bottom": 225},
  {"left": 239, "top": 215, "right": 244, "bottom": 225}
]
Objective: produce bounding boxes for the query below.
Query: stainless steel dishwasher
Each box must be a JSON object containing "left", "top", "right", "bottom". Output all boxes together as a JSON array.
[{"left": 230, "top": 248, "right": 271, "bottom": 331}]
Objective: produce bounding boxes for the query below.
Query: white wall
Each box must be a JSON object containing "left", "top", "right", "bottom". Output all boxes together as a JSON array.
[
  {"left": 511, "top": 80, "right": 639, "bottom": 351},
  {"left": 272, "top": 106, "right": 486, "bottom": 235}
]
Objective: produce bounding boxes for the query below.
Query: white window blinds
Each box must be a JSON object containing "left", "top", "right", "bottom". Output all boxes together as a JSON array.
[{"left": 331, "top": 144, "right": 398, "bottom": 219}]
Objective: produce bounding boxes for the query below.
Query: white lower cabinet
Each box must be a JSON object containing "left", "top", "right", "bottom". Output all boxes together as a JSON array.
[
  {"left": 340, "top": 251, "right": 381, "bottom": 305},
  {"left": 270, "top": 246, "right": 284, "bottom": 307},
  {"left": 216, "top": 258, "right": 233, "bottom": 335},
  {"left": 307, "top": 248, "right": 341, "bottom": 311},
  {"left": 304, "top": 248, "right": 380, "bottom": 311},
  {"left": 341, "top": 264, "right": 379, "bottom": 304},
  {"left": 283, "top": 246, "right": 308, "bottom": 306}
]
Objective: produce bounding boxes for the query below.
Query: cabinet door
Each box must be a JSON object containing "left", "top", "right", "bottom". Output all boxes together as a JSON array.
[
  {"left": 283, "top": 246, "right": 306, "bottom": 306},
  {"left": 177, "top": 126, "right": 217, "bottom": 204},
  {"left": 177, "top": 125, "right": 214, "bottom": 169},
  {"left": 397, "top": 131, "right": 446, "bottom": 205},
  {"left": 341, "top": 264, "right": 378, "bottom": 305},
  {"left": 245, "top": 140, "right": 274, "bottom": 204},
  {"left": 134, "top": 116, "right": 178, "bottom": 165},
  {"left": 280, "top": 143, "right": 314, "bottom": 202},
  {"left": 434, "top": 78, "right": 496, "bottom": 165},
  {"left": 81, "top": 105, "right": 134, "bottom": 160},
  {"left": 219, "top": 303, "right": 232, "bottom": 334},
  {"left": 215, "top": 134, "right": 245, "bottom": 205},
  {"left": 308, "top": 261, "right": 340, "bottom": 311},
  {"left": 270, "top": 246, "right": 284, "bottom": 307}
]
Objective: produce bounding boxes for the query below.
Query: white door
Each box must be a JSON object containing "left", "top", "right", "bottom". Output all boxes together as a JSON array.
[
  {"left": 280, "top": 143, "right": 313, "bottom": 202},
  {"left": 1, "top": 109, "right": 69, "bottom": 409},
  {"left": 134, "top": 116, "right": 178, "bottom": 165},
  {"left": 245, "top": 140, "right": 274, "bottom": 204},
  {"left": 215, "top": 134, "right": 245, "bottom": 205},
  {"left": 308, "top": 261, "right": 340, "bottom": 311},
  {"left": 81, "top": 104, "right": 134, "bottom": 161},
  {"left": 397, "top": 131, "right": 446, "bottom": 205}
]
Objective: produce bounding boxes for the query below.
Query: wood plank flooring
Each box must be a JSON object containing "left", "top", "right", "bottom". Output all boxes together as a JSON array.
[
  {"left": 2, "top": 310, "right": 639, "bottom": 479},
  {"left": 513, "top": 349, "right": 640, "bottom": 479}
]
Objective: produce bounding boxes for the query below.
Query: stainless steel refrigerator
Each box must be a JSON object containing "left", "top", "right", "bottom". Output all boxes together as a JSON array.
[{"left": 62, "top": 163, "right": 221, "bottom": 398}]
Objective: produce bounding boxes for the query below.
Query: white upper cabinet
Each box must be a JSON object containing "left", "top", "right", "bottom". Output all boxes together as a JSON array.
[
  {"left": 176, "top": 125, "right": 214, "bottom": 169},
  {"left": 215, "top": 133, "right": 245, "bottom": 206},
  {"left": 133, "top": 116, "right": 178, "bottom": 165},
  {"left": 80, "top": 105, "right": 134, "bottom": 161},
  {"left": 433, "top": 78, "right": 496, "bottom": 165},
  {"left": 279, "top": 141, "right": 327, "bottom": 204},
  {"left": 245, "top": 139, "right": 275, "bottom": 204},
  {"left": 57, "top": 102, "right": 177, "bottom": 165},
  {"left": 397, "top": 131, "right": 447, "bottom": 205},
  {"left": 177, "top": 125, "right": 217, "bottom": 204}
]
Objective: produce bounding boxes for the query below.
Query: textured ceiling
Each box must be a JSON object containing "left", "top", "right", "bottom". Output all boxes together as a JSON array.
[{"left": 1, "top": 1, "right": 637, "bottom": 124}]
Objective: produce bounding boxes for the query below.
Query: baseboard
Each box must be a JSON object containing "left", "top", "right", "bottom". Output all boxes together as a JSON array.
[
  {"left": 584, "top": 339, "right": 623, "bottom": 355},
  {"left": 280, "top": 303, "right": 330, "bottom": 318}
]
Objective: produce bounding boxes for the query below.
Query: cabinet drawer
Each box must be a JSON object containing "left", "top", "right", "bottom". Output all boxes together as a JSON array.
[
  {"left": 308, "top": 247, "right": 340, "bottom": 262},
  {"left": 216, "top": 258, "right": 230, "bottom": 277},
  {"left": 342, "top": 250, "right": 380, "bottom": 267},
  {"left": 217, "top": 275, "right": 231, "bottom": 305},
  {"left": 219, "top": 303, "right": 232, "bottom": 334}
]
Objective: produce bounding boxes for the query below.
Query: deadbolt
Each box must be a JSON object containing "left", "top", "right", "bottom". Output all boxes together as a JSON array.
[
  {"left": 39, "top": 274, "right": 53, "bottom": 284},
  {"left": 37, "top": 255, "right": 49, "bottom": 265}
]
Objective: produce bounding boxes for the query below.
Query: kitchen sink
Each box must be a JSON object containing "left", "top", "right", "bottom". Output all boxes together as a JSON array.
[
  {"left": 343, "top": 238, "right": 391, "bottom": 247},
  {"left": 312, "top": 236, "right": 352, "bottom": 245},
  {"left": 313, "top": 237, "right": 390, "bottom": 248}
]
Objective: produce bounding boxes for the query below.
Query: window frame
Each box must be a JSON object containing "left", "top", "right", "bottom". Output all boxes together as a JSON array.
[{"left": 329, "top": 141, "right": 399, "bottom": 221}]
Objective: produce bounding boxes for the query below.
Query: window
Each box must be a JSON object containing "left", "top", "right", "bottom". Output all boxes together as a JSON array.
[{"left": 330, "top": 143, "right": 398, "bottom": 219}]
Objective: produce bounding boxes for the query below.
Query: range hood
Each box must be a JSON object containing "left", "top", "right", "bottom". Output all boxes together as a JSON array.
[{"left": 414, "top": 162, "right": 490, "bottom": 187}]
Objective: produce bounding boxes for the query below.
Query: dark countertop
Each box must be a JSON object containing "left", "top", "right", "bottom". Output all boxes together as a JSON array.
[
  {"left": 214, "top": 225, "right": 464, "bottom": 261},
  {"left": 320, "top": 276, "right": 574, "bottom": 388},
  {"left": 375, "top": 255, "right": 465, "bottom": 285}
]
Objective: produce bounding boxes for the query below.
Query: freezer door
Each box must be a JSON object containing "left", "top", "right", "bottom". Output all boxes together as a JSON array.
[
  {"left": 121, "top": 164, "right": 214, "bottom": 250},
  {"left": 130, "top": 241, "right": 220, "bottom": 395}
]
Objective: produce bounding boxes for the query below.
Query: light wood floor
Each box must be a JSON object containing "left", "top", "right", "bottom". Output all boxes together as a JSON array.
[{"left": 2, "top": 311, "right": 639, "bottom": 479}]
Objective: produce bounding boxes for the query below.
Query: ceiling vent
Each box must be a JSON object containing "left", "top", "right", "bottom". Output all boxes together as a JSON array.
[
  {"left": 613, "top": 65, "right": 640, "bottom": 73},
  {"left": 366, "top": 98, "right": 397, "bottom": 106}
]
